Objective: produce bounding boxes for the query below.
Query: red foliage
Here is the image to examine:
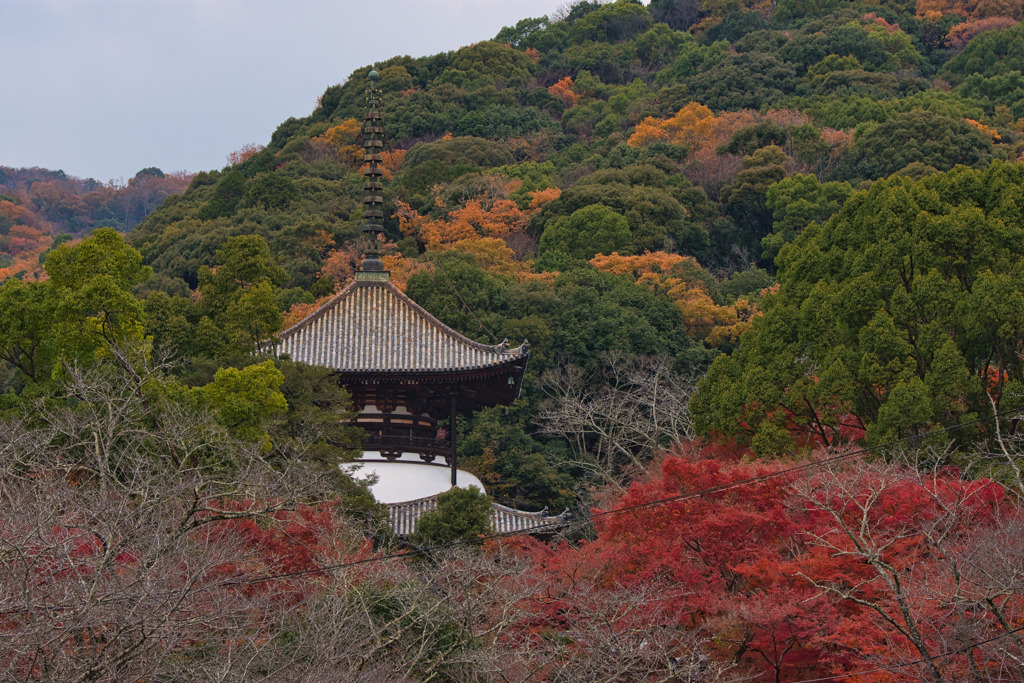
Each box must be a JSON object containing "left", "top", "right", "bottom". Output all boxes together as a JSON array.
[{"left": 510, "top": 446, "right": 1023, "bottom": 680}]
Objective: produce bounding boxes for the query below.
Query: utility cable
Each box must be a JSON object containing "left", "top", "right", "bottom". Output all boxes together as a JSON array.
[
  {"left": 3, "top": 401, "right": 1020, "bottom": 672},
  {"left": 791, "top": 624, "right": 1024, "bottom": 682},
  {"left": 223, "top": 407, "right": 1019, "bottom": 587}
]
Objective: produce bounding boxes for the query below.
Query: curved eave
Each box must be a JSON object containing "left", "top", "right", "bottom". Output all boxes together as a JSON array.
[
  {"left": 333, "top": 353, "right": 529, "bottom": 378},
  {"left": 265, "top": 279, "right": 529, "bottom": 373}
]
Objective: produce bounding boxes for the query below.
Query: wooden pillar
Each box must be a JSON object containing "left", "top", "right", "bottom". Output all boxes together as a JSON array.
[{"left": 450, "top": 393, "right": 457, "bottom": 487}]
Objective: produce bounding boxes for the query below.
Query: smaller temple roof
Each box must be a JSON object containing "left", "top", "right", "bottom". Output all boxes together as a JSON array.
[
  {"left": 385, "top": 492, "right": 571, "bottom": 537},
  {"left": 270, "top": 279, "right": 528, "bottom": 374}
]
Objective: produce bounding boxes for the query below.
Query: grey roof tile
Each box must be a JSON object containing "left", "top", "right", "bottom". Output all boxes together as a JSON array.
[{"left": 270, "top": 279, "right": 527, "bottom": 372}]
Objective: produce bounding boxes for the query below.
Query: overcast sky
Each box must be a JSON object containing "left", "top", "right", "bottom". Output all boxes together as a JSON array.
[{"left": 0, "top": 0, "right": 571, "bottom": 183}]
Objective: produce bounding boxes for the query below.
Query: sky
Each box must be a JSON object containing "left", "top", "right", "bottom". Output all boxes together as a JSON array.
[{"left": 0, "top": 0, "right": 571, "bottom": 183}]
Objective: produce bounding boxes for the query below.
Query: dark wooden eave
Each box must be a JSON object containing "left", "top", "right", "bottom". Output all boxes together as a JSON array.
[{"left": 267, "top": 279, "right": 529, "bottom": 410}]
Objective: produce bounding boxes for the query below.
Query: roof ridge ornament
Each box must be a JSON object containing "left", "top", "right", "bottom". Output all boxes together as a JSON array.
[{"left": 356, "top": 69, "right": 389, "bottom": 282}]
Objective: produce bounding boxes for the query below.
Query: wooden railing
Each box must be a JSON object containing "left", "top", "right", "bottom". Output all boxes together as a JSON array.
[
  {"left": 362, "top": 434, "right": 450, "bottom": 461},
  {"left": 356, "top": 411, "right": 451, "bottom": 460}
]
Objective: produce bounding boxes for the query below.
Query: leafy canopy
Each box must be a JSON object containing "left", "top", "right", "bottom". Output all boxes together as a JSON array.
[{"left": 692, "top": 161, "right": 1024, "bottom": 452}]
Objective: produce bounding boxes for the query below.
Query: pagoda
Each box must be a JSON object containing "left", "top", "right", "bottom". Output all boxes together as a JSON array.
[{"left": 268, "top": 72, "right": 560, "bottom": 533}]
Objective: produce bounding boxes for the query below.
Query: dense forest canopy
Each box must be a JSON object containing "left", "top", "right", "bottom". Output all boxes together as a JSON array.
[{"left": 4, "top": 0, "right": 1024, "bottom": 679}]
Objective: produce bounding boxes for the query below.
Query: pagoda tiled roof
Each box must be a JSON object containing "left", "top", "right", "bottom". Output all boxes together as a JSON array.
[
  {"left": 386, "top": 493, "right": 570, "bottom": 537},
  {"left": 269, "top": 279, "right": 528, "bottom": 373}
]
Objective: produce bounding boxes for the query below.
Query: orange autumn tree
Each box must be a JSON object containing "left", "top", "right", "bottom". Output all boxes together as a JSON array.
[
  {"left": 631, "top": 103, "right": 811, "bottom": 153},
  {"left": 629, "top": 104, "right": 813, "bottom": 191},
  {"left": 918, "top": 0, "right": 1021, "bottom": 20},
  {"left": 227, "top": 143, "right": 264, "bottom": 166},
  {"left": 380, "top": 244, "right": 424, "bottom": 290},
  {"left": 966, "top": 117, "right": 1002, "bottom": 139},
  {"left": 281, "top": 295, "right": 334, "bottom": 329},
  {"left": 316, "top": 239, "right": 425, "bottom": 294},
  {"left": 393, "top": 184, "right": 562, "bottom": 282},
  {"left": 589, "top": 251, "right": 760, "bottom": 344},
  {"left": 0, "top": 199, "right": 53, "bottom": 281},
  {"left": 946, "top": 16, "right": 1018, "bottom": 50},
  {"left": 379, "top": 149, "right": 406, "bottom": 181},
  {"left": 529, "top": 186, "right": 561, "bottom": 210},
  {"left": 317, "top": 242, "right": 361, "bottom": 290},
  {"left": 395, "top": 193, "right": 530, "bottom": 251},
  {"left": 548, "top": 76, "right": 581, "bottom": 108}
]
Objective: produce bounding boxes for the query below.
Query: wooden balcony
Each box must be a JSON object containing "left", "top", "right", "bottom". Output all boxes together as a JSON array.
[{"left": 356, "top": 411, "right": 450, "bottom": 461}]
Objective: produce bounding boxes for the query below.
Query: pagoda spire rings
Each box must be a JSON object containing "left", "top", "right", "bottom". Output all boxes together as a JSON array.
[{"left": 358, "top": 69, "right": 388, "bottom": 280}]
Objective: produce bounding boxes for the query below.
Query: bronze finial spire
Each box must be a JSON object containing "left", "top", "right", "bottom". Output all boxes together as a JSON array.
[{"left": 356, "top": 69, "right": 389, "bottom": 282}]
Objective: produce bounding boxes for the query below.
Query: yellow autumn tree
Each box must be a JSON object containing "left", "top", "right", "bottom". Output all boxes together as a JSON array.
[
  {"left": 628, "top": 102, "right": 716, "bottom": 148},
  {"left": 589, "top": 251, "right": 760, "bottom": 343},
  {"left": 447, "top": 237, "right": 534, "bottom": 281},
  {"left": 308, "top": 119, "right": 363, "bottom": 165}
]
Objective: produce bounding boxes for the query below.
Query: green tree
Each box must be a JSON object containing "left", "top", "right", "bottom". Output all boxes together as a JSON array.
[
  {"left": 942, "top": 22, "right": 1024, "bottom": 84},
  {"left": 410, "top": 485, "right": 493, "bottom": 546},
  {"left": 197, "top": 169, "right": 247, "bottom": 219},
  {"left": 548, "top": 266, "right": 701, "bottom": 365},
  {"left": 957, "top": 71, "right": 1024, "bottom": 119},
  {"left": 268, "top": 360, "right": 364, "bottom": 473},
  {"left": 719, "top": 121, "right": 791, "bottom": 157},
  {"left": 0, "top": 229, "right": 151, "bottom": 389},
  {"left": 405, "top": 250, "right": 509, "bottom": 343},
  {"left": 772, "top": 0, "right": 838, "bottom": 27},
  {"left": 434, "top": 41, "right": 535, "bottom": 91},
  {"left": 703, "top": 11, "right": 770, "bottom": 44},
  {"left": 456, "top": 106, "right": 559, "bottom": 140},
  {"left": 691, "top": 162, "right": 1024, "bottom": 452},
  {"left": 635, "top": 23, "right": 693, "bottom": 70},
  {"left": 687, "top": 53, "right": 798, "bottom": 110},
  {"left": 197, "top": 360, "right": 288, "bottom": 449},
  {"left": 246, "top": 172, "right": 297, "bottom": 210},
  {"left": 494, "top": 16, "right": 551, "bottom": 49},
  {"left": 720, "top": 146, "right": 789, "bottom": 262},
  {"left": 539, "top": 204, "right": 634, "bottom": 260},
  {"left": 402, "top": 136, "right": 514, "bottom": 173},
  {"left": 196, "top": 235, "right": 288, "bottom": 355},
  {"left": 761, "top": 174, "right": 853, "bottom": 263},
  {"left": 649, "top": 0, "right": 701, "bottom": 30},
  {"left": 840, "top": 110, "right": 994, "bottom": 181},
  {"left": 459, "top": 404, "right": 575, "bottom": 511},
  {"left": 0, "top": 278, "right": 62, "bottom": 387},
  {"left": 568, "top": 0, "right": 653, "bottom": 44}
]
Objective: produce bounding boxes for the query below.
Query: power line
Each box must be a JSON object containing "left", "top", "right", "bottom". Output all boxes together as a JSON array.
[
  {"left": 792, "top": 624, "right": 1024, "bottom": 683},
  {"left": 2, "top": 406, "right": 1014, "bottom": 613},
  {"left": 587, "top": 409, "right": 1000, "bottom": 523},
  {"left": 223, "top": 407, "right": 1017, "bottom": 588},
  {"left": 3, "top": 403, "right": 1020, "bottom": 672}
]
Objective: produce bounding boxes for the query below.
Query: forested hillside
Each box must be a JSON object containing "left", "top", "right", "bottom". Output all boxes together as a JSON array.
[
  {"left": 4, "top": 0, "right": 1024, "bottom": 679},
  {"left": 0, "top": 166, "right": 190, "bottom": 280},
  {"left": 121, "top": 0, "right": 1024, "bottom": 499}
]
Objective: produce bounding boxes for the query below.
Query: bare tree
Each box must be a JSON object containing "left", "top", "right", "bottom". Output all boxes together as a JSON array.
[
  {"left": 792, "top": 450, "right": 1024, "bottom": 682},
  {"left": 0, "top": 355, "right": 364, "bottom": 681},
  {"left": 505, "top": 574, "right": 737, "bottom": 683},
  {"left": 536, "top": 353, "right": 696, "bottom": 490},
  {"left": 0, "top": 347, "right": 737, "bottom": 681}
]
